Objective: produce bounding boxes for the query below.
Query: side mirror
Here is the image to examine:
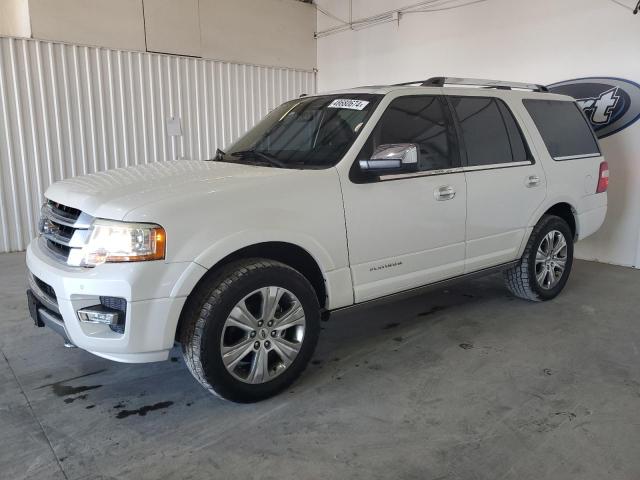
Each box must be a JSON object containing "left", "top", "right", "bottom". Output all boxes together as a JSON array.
[{"left": 359, "top": 144, "right": 419, "bottom": 174}]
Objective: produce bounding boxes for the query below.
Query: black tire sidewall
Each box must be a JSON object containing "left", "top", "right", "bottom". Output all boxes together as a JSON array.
[
  {"left": 198, "top": 263, "right": 320, "bottom": 403},
  {"left": 527, "top": 217, "right": 574, "bottom": 300}
]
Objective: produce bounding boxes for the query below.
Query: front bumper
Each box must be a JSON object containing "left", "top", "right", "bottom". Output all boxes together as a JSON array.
[{"left": 26, "top": 237, "right": 206, "bottom": 363}]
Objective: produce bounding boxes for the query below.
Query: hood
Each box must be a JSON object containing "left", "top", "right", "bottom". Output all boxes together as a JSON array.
[{"left": 45, "top": 160, "right": 291, "bottom": 220}]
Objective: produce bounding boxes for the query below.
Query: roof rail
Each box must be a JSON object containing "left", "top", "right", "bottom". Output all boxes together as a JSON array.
[
  {"left": 422, "top": 77, "right": 549, "bottom": 92},
  {"left": 391, "top": 80, "right": 428, "bottom": 86}
]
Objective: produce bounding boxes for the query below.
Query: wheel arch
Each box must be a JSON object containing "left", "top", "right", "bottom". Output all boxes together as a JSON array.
[
  {"left": 173, "top": 241, "right": 329, "bottom": 341},
  {"left": 519, "top": 201, "right": 578, "bottom": 258},
  {"left": 529, "top": 200, "right": 578, "bottom": 237},
  {"left": 543, "top": 202, "right": 577, "bottom": 240}
]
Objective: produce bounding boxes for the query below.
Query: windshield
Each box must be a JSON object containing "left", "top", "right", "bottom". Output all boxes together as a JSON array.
[{"left": 219, "top": 94, "right": 381, "bottom": 169}]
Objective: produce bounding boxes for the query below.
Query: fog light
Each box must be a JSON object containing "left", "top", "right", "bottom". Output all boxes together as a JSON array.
[{"left": 78, "top": 306, "right": 120, "bottom": 325}]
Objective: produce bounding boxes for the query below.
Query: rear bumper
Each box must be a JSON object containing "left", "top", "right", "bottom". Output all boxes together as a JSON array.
[
  {"left": 26, "top": 237, "right": 205, "bottom": 363},
  {"left": 577, "top": 195, "right": 607, "bottom": 241}
]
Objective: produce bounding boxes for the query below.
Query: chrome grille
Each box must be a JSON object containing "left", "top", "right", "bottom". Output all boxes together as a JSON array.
[
  {"left": 39, "top": 200, "right": 94, "bottom": 266},
  {"left": 48, "top": 201, "right": 82, "bottom": 223}
]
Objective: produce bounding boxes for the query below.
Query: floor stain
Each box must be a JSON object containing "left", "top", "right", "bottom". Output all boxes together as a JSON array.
[
  {"left": 36, "top": 369, "right": 106, "bottom": 389},
  {"left": 52, "top": 383, "right": 101, "bottom": 397},
  {"left": 418, "top": 305, "right": 447, "bottom": 317},
  {"left": 459, "top": 343, "right": 474, "bottom": 350},
  {"left": 393, "top": 336, "right": 404, "bottom": 343},
  {"left": 554, "top": 411, "right": 577, "bottom": 421},
  {"left": 113, "top": 402, "right": 126, "bottom": 409},
  {"left": 116, "top": 401, "right": 174, "bottom": 419},
  {"left": 85, "top": 404, "right": 96, "bottom": 409},
  {"left": 36, "top": 369, "right": 106, "bottom": 397},
  {"left": 543, "top": 368, "right": 554, "bottom": 376},
  {"left": 383, "top": 322, "right": 400, "bottom": 330},
  {"left": 64, "top": 394, "right": 88, "bottom": 404}
]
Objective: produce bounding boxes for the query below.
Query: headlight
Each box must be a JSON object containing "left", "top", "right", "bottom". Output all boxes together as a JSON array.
[{"left": 81, "top": 219, "right": 166, "bottom": 267}]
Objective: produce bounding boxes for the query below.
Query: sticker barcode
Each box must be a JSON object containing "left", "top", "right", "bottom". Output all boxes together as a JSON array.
[{"left": 328, "top": 99, "right": 370, "bottom": 110}]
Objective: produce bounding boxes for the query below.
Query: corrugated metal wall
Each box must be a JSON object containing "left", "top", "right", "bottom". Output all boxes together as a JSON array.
[{"left": 0, "top": 36, "right": 316, "bottom": 253}]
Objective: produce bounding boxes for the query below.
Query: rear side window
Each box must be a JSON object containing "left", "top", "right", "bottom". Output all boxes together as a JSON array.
[
  {"left": 523, "top": 99, "right": 600, "bottom": 160},
  {"left": 450, "top": 97, "right": 530, "bottom": 167}
]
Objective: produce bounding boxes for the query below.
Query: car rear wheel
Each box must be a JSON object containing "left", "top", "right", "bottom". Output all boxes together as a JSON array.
[
  {"left": 179, "top": 258, "right": 320, "bottom": 403},
  {"left": 504, "top": 215, "right": 574, "bottom": 301}
]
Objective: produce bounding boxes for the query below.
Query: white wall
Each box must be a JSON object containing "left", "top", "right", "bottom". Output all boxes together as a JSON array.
[
  {"left": 199, "top": 0, "right": 317, "bottom": 71},
  {"left": 316, "top": 0, "right": 640, "bottom": 268},
  {"left": 0, "top": 0, "right": 30, "bottom": 38},
  {"left": 145, "top": 0, "right": 317, "bottom": 70},
  {"left": 0, "top": 36, "right": 315, "bottom": 253},
  {"left": 9, "top": 0, "right": 316, "bottom": 70},
  {"left": 144, "top": 0, "right": 202, "bottom": 57},
  {"left": 29, "top": 0, "right": 147, "bottom": 51}
]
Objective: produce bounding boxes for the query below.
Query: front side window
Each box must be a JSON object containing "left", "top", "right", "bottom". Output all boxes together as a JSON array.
[
  {"left": 221, "top": 94, "right": 381, "bottom": 169},
  {"left": 523, "top": 99, "right": 601, "bottom": 160},
  {"left": 357, "top": 95, "right": 459, "bottom": 172},
  {"left": 450, "top": 97, "right": 530, "bottom": 167}
]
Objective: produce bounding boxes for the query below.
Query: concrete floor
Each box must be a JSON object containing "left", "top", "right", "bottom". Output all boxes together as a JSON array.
[{"left": 1, "top": 252, "right": 640, "bottom": 480}]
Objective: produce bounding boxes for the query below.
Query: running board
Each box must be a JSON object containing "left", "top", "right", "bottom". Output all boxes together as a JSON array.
[{"left": 329, "top": 261, "right": 519, "bottom": 318}]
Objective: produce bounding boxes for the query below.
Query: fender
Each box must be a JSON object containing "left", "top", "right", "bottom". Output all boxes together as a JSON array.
[
  {"left": 517, "top": 196, "right": 578, "bottom": 258},
  {"left": 169, "top": 229, "right": 338, "bottom": 299},
  {"left": 527, "top": 195, "right": 577, "bottom": 229}
]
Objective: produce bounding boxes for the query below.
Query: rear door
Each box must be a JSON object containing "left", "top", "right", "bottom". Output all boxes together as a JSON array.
[{"left": 448, "top": 95, "right": 547, "bottom": 272}]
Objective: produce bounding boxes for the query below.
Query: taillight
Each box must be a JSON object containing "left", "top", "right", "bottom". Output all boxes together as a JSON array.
[{"left": 596, "top": 161, "right": 609, "bottom": 193}]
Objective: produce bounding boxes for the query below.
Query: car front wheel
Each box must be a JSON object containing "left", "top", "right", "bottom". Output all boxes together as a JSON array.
[{"left": 179, "top": 259, "right": 320, "bottom": 403}]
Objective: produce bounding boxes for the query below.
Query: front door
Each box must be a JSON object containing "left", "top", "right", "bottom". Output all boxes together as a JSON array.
[{"left": 340, "top": 94, "right": 467, "bottom": 303}]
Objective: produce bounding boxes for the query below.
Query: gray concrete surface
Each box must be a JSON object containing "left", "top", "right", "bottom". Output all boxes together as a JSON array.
[{"left": 1, "top": 251, "right": 640, "bottom": 480}]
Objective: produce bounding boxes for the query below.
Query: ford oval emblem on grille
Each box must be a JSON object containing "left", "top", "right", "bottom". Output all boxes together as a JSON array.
[{"left": 548, "top": 77, "right": 640, "bottom": 139}]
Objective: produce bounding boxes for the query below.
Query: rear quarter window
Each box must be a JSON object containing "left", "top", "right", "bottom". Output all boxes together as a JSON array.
[{"left": 523, "top": 99, "right": 601, "bottom": 160}]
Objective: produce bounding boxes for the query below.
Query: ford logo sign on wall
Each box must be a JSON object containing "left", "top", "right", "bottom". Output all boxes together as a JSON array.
[{"left": 548, "top": 77, "right": 640, "bottom": 139}]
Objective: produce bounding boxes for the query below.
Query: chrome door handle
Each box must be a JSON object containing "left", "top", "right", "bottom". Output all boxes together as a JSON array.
[
  {"left": 526, "top": 175, "right": 541, "bottom": 187},
  {"left": 434, "top": 185, "right": 456, "bottom": 201}
]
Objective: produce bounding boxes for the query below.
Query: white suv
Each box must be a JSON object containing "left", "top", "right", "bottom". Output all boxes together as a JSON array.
[{"left": 26, "top": 77, "right": 608, "bottom": 402}]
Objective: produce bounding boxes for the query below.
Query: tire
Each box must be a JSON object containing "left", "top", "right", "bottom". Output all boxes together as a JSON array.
[
  {"left": 504, "top": 215, "right": 574, "bottom": 302},
  {"left": 179, "top": 258, "right": 320, "bottom": 403}
]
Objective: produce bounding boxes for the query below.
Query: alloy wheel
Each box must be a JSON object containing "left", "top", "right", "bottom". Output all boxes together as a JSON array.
[
  {"left": 535, "top": 230, "right": 568, "bottom": 290},
  {"left": 220, "top": 287, "right": 306, "bottom": 384}
]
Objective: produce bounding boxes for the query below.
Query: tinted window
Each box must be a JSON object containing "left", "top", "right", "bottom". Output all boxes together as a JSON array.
[
  {"left": 497, "top": 101, "right": 529, "bottom": 163},
  {"left": 358, "top": 95, "right": 458, "bottom": 171},
  {"left": 450, "top": 97, "right": 530, "bottom": 166},
  {"left": 224, "top": 94, "right": 380, "bottom": 169},
  {"left": 523, "top": 99, "right": 600, "bottom": 160}
]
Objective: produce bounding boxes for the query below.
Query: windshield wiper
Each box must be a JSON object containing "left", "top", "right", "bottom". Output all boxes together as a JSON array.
[
  {"left": 205, "top": 148, "right": 227, "bottom": 162},
  {"left": 215, "top": 148, "right": 226, "bottom": 160},
  {"left": 231, "top": 150, "right": 288, "bottom": 169}
]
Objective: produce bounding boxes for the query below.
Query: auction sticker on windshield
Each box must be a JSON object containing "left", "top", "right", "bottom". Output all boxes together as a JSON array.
[{"left": 328, "top": 99, "right": 370, "bottom": 110}]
